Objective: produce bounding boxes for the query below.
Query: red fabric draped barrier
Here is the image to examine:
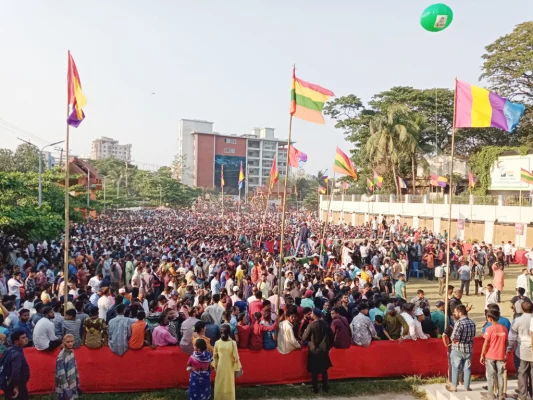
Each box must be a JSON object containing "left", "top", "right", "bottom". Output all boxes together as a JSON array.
[
  {"left": 21, "top": 337, "right": 515, "bottom": 394},
  {"left": 515, "top": 250, "right": 528, "bottom": 266}
]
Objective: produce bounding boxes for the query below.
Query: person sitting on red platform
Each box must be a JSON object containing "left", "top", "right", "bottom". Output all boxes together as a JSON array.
[{"left": 330, "top": 307, "right": 351, "bottom": 349}]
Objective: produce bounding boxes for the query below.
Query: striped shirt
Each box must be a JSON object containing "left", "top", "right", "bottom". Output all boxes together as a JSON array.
[
  {"left": 55, "top": 349, "right": 80, "bottom": 399},
  {"left": 108, "top": 315, "right": 133, "bottom": 356}
]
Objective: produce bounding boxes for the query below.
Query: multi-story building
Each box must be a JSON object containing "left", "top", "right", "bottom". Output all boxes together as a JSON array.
[
  {"left": 180, "top": 119, "right": 289, "bottom": 195},
  {"left": 90, "top": 137, "right": 132, "bottom": 161}
]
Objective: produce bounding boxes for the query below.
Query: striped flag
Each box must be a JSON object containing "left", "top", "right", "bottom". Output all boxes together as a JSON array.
[
  {"left": 270, "top": 157, "right": 279, "bottom": 189},
  {"left": 318, "top": 186, "right": 326, "bottom": 194},
  {"left": 343, "top": 181, "right": 350, "bottom": 190},
  {"left": 238, "top": 161, "right": 245, "bottom": 190},
  {"left": 333, "top": 147, "right": 358, "bottom": 180},
  {"left": 437, "top": 176, "right": 448, "bottom": 187},
  {"left": 373, "top": 170, "right": 383, "bottom": 188},
  {"left": 430, "top": 174, "right": 438, "bottom": 186},
  {"left": 67, "top": 51, "right": 87, "bottom": 127},
  {"left": 398, "top": 176, "right": 407, "bottom": 189},
  {"left": 221, "top": 165, "right": 225, "bottom": 187},
  {"left": 367, "top": 177, "right": 374, "bottom": 190},
  {"left": 290, "top": 67, "right": 334, "bottom": 124},
  {"left": 468, "top": 172, "right": 476, "bottom": 188},
  {"left": 521, "top": 168, "right": 533, "bottom": 185}
]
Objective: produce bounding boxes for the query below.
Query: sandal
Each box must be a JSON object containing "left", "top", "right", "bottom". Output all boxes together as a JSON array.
[{"left": 446, "top": 384, "right": 458, "bottom": 392}]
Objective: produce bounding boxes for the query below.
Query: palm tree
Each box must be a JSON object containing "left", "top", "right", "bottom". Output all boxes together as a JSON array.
[{"left": 366, "top": 105, "right": 419, "bottom": 196}]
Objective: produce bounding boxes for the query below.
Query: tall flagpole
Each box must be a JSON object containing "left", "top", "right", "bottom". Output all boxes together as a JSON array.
[
  {"left": 319, "top": 170, "right": 335, "bottom": 268},
  {"left": 63, "top": 52, "right": 71, "bottom": 311},
  {"left": 444, "top": 78, "right": 458, "bottom": 330},
  {"left": 277, "top": 64, "right": 298, "bottom": 312},
  {"left": 221, "top": 164, "right": 224, "bottom": 218},
  {"left": 258, "top": 186, "right": 271, "bottom": 248}
]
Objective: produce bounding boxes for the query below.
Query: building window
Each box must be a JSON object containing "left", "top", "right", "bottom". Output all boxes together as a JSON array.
[
  {"left": 224, "top": 138, "right": 237, "bottom": 144},
  {"left": 224, "top": 148, "right": 236, "bottom": 154}
]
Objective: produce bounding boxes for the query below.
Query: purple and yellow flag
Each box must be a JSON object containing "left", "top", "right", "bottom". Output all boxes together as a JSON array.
[{"left": 67, "top": 51, "right": 87, "bottom": 128}]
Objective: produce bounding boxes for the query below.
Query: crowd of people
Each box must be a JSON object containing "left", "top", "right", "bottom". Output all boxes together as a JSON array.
[{"left": 0, "top": 200, "right": 530, "bottom": 400}]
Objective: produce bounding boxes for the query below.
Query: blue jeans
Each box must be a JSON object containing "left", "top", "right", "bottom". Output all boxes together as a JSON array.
[
  {"left": 295, "top": 240, "right": 309, "bottom": 256},
  {"left": 450, "top": 349, "right": 472, "bottom": 389}
]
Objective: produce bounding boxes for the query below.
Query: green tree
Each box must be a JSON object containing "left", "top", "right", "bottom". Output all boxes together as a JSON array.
[
  {"left": 12, "top": 144, "right": 42, "bottom": 173},
  {"left": 366, "top": 105, "right": 418, "bottom": 196},
  {"left": 0, "top": 149, "right": 14, "bottom": 172}
]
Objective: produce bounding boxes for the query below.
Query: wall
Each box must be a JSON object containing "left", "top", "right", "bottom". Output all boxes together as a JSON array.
[
  {"left": 320, "top": 196, "right": 532, "bottom": 247},
  {"left": 179, "top": 119, "right": 213, "bottom": 185},
  {"left": 194, "top": 134, "right": 215, "bottom": 187}
]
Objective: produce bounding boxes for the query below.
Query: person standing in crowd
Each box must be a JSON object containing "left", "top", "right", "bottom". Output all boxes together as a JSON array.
[
  {"left": 446, "top": 305, "right": 476, "bottom": 393},
  {"left": 302, "top": 308, "right": 334, "bottom": 394},
  {"left": 186, "top": 338, "right": 213, "bottom": 400},
  {"left": 55, "top": 334, "right": 80, "bottom": 400},
  {"left": 507, "top": 300, "right": 532, "bottom": 400},
  {"left": 395, "top": 274, "right": 407, "bottom": 299},
  {"left": 480, "top": 309, "right": 508, "bottom": 400},
  {"left": 2, "top": 330, "right": 30, "bottom": 400},
  {"left": 212, "top": 324, "right": 241, "bottom": 400},
  {"left": 492, "top": 263, "right": 505, "bottom": 302}
]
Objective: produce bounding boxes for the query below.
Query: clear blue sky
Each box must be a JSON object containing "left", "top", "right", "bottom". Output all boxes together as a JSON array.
[{"left": 0, "top": 1, "right": 531, "bottom": 173}]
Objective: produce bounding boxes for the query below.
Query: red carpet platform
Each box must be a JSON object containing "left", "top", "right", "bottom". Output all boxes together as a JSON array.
[{"left": 23, "top": 336, "right": 512, "bottom": 394}]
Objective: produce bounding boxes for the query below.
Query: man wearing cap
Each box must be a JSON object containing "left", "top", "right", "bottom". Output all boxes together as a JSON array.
[
  {"left": 431, "top": 301, "right": 446, "bottom": 334},
  {"left": 384, "top": 303, "right": 408, "bottom": 340},
  {"left": 230, "top": 286, "right": 240, "bottom": 303}
]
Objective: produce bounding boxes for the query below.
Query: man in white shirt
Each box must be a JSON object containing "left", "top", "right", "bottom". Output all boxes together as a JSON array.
[
  {"left": 277, "top": 310, "right": 301, "bottom": 354},
  {"left": 88, "top": 273, "right": 103, "bottom": 293},
  {"left": 230, "top": 286, "right": 240, "bottom": 304},
  {"left": 504, "top": 241, "right": 512, "bottom": 266},
  {"left": 8, "top": 271, "right": 22, "bottom": 309},
  {"left": 33, "top": 306, "right": 61, "bottom": 351},
  {"left": 371, "top": 217, "right": 379, "bottom": 239},
  {"left": 516, "top": 268, "right": 529, "bottom": 294},
  {"left": 434, "top": 263, "right": 445, "bottom": 296},
  {"left": 342, "top": 242, "right": 353, "bottom": 267},
  {"left": 98, "top": 288, "right": 113, "bottom": 320},
  {"left": 481, "top": 284, "right": 500, "bottom": 310}
]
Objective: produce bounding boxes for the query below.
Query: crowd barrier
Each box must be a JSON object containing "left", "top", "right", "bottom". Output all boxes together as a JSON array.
[{"left": 23, "top": 336, "right": 514, "bottom": 394}]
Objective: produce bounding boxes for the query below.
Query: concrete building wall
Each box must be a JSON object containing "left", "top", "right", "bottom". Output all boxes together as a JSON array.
[
  {"left": 194, "top": 134, "right": 215, "bottom": 187},
  {"left": 179, "top": 119, "right": 213, "bottom": 185}
]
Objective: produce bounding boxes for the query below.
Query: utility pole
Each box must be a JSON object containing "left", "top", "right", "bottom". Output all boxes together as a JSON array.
[
  {"left": 103, "top": 176, "right": 107, "bottom": 214},
  {"left": 159, "top": 185, "right": 163, "bottom": 207},
  {"left": 17, "top": 138, "right": 64, "bottom": 206}
]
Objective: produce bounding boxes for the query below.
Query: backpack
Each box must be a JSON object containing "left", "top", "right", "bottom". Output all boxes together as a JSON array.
[{"left": 0, "top": 347, "right": 14, "bottom": 390}]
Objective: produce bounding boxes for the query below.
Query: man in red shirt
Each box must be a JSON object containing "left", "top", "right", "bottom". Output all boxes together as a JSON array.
[
  {"left": 248, "top": 291, "right": 264, "bottom": 317},
  {"left": 480, "top": 310, "right": 508, "bottom": 400}
]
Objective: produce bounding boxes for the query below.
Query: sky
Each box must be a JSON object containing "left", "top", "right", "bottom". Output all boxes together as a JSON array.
[{"left": 0, "top": 1, "right": 531, "bottom": 174}]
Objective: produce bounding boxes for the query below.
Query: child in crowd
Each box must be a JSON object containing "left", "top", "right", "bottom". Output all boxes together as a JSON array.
[
  {"left": 374, "top": 315, "right": 393, "bottom": 341},
  {"left": 186, "top": 338, "right": 213, "bottom": 400}
]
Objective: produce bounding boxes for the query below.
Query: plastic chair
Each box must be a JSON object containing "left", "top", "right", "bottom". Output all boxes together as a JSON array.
[{"left": 409, "top": 262, "right": 425, "bottom": 279}]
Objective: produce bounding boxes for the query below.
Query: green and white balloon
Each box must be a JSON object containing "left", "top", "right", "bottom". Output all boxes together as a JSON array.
[{"left": 420, "top": 3, "right": 454, "bottom": 32}]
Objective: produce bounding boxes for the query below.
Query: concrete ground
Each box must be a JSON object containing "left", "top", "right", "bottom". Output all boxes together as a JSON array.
[{"left": 408, "top": 263, "right": 523, "bottom": 330}]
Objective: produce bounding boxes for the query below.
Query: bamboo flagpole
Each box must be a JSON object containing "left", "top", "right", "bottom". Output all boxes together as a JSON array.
[
  {"left": 277, "top": 115, "right": 293, "bottom": 311},
  {"left": 63, "top": 106, "right": 71, "bottom": 311},
  {"left": 221, "top": 164, "right": 224, "bottom": 217},
  {"left": 444, "top": 78, "right": 458, "bottom": 330},
  {"left": 258, "top": 186, "right": 271, "bottom": 248},
  {"left": 319, "top": 171, "right": 335, "bottom": 267}
]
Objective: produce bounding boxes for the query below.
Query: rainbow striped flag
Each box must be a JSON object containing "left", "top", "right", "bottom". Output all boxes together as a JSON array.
[
  {"left": 290, "top": 67, "right": 334, "bottom": 124},
  {"left": 238, "top": 161, "right": 245, "bottom": 190},
  {"left": 67, "top": 51, "right": 87, "bottom": 128},
  {"left": 221, "top": 165, "right": 225, "bottom": 187},
  {"left": 398, "top": 176, "right": 407, "bottom": 189},
  {"left": 367, "top": 177, "right": 374, "bottom": 190},
  {"left": 437, "top": 176, "right": 448, "bottom": 187},
  {"left": 373, "top": 170, "right": 383, "bottom": 188},
  {"left": 455, "top": 80, "right": 525, "bottom": 133},
  {"left": 333, "top": 147, "right": 358, "bottom": 180},
  {"left": 468, "top": 172, "right": 476, "bottom": 188},
  {"left": 323, "top": 169, "right": 329, "bottom": 184},
  {"left": 270, "top": 157, "right": 279, "bottom": 189},
  {"left": 318, "top": 186, "right": 326, "bottom": 194},
  {"left": 521, "top": 168, "right": 533, "bottom": 185}
]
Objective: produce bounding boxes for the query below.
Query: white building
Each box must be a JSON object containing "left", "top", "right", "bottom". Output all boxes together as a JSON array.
[
  {"left": 90, "top": 137, "right": 132, "bottom": 161},
  {"left": 245, "top": 127, "right": 288, "bottom": 188},
  {"left": 178, "top": 119, "right": 214, "bottom": 185}
]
